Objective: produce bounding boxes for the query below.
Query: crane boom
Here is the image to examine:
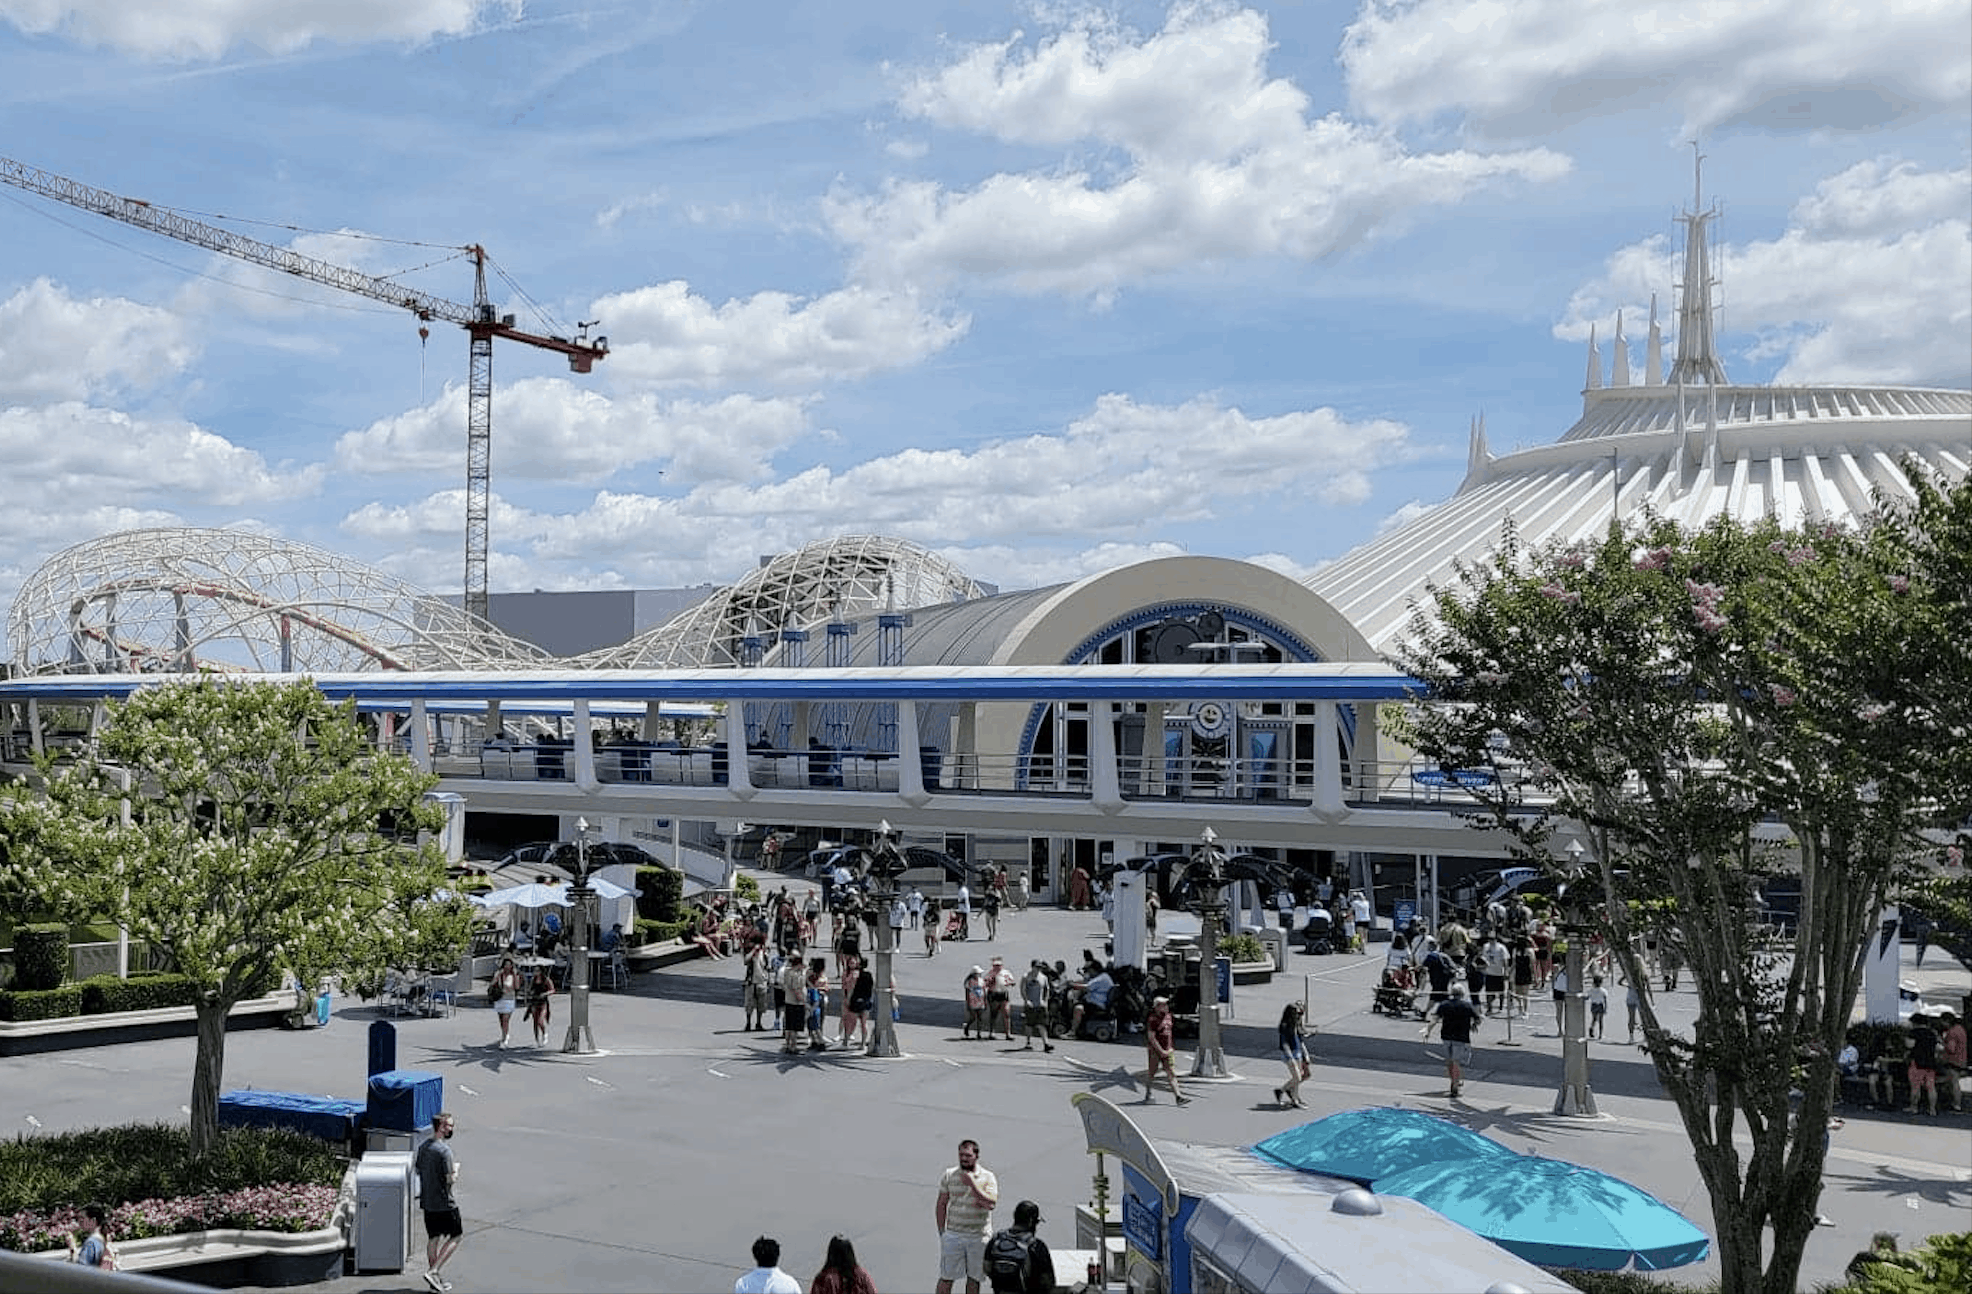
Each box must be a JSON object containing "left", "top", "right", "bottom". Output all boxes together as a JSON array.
[{"left": 0, "top": 154, "right": 607, "bottom": 623}]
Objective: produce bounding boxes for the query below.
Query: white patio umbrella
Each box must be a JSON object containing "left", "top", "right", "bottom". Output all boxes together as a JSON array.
[{"left": 474, "top": 882, "right": 567, "bottom": 909}]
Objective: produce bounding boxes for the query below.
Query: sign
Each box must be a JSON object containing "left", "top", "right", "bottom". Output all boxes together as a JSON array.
[
  {"left": 1213, "top": 955, "right": 1231, "bottom": 1005},
  {"left": 1393, "top": 900, "right": 1415, "bottom": 931},
  {"left": 1121, "top": 1193, "right": 1163, "bottom": 1261}
]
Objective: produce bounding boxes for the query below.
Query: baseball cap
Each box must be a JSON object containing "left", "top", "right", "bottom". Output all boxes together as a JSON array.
[
  {"left": 971, "top": 965, "right": 984, "bottom": 975},
  {"left": 991, "top": 954, "right": 1004, "bottom": 963},
  {"left": 1153, "top": 995, "right": 1170, "bottom": 1005}
]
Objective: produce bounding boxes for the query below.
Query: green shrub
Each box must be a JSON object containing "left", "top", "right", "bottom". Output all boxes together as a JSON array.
[
  {"left": 633, "top": 917, "right": 692, "bottom": 944},
  {"left": 0, "top": 985, "right": 85, "bottom": 1021},
  {"left": 735, "top": 873, "right": 762, "bottom": 903},
  {"left": 1221, "top": 934, "right": 1268, "bottom": 964},
  {"left": 636, "top": 865, "right": 685, "bottom": 923},
  {"left": 79, "top": 972, "right": 198, "bottom": 1014},
  {"left": 0, "top": 1122, "right": 343, "bottom": 1215},
  {"left": 12, "top": 922, "right": 69, "bottom": 990}
]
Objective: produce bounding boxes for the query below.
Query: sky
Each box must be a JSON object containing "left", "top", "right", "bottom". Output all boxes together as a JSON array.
[{"left": 0, "top": 1, "right": 1967, "bottom": 619}]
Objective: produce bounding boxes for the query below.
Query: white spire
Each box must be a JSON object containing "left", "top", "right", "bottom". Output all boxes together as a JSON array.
[
  {"left": 1645, "top": 293, "right": 1664, "bottom": 385},
  {"left": 1465, "top": 413, "right": 1491, "bottom": 484},
  {"left": 1612, "top": 309, "right": 1631, "bottom": 386},
  {"left": 1669, "top": 143, "right": 1728, "bottom": 385},
  {"left": 1585, "top": 324, "right": 1602, "bottom": 390}
]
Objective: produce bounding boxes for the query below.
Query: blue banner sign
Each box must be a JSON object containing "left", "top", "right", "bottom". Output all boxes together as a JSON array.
[{"left": 1121, "top": 1193, "right": 1162, "bottom": 1260}]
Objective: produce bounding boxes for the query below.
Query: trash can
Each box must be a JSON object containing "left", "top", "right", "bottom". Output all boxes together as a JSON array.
[
  {"left": 352, "top": 1150, "right": 415, "bottom": 1273},
  {"left": 367, "top": 1069, "right": 444, "bottom": 1133}
]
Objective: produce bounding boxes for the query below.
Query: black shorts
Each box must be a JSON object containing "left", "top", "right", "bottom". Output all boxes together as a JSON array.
[
  {"left": 783, "top": 1003, "right": 806, "bottom": 1032},
  {"left": 423, "top": 1207, "right": 463, "bottom": 1239}
]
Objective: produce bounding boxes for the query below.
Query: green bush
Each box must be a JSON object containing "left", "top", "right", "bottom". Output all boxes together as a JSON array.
[
  {"left": 79, "top": 972, "right": 198, "bottom": 1014},
  {"left": 13, "top": 922, "right": 69, "bottom": 990},
  {"left": 633, "top": 917, "right": 692, "bottom": 944},
  {"left": 0, "top": 1122, "right": 343, "bottom": 1215},
  {"left": 0, "top": 984, "right": 85, "bottom": 1021},
  {"left": 735, "top": 873, "right": 762, "bottom": 903},
  {"left": 1838, "top": 1230, "right": 1972, "bottom": 1294},
  {"left": 1221, "top": 934, "right": 1268, "bottom": 963},
  {"left": 636, "top": 865, "right": 685, "bottom": 923}
]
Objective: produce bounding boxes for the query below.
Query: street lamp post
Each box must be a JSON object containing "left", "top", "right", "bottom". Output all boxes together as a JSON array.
[
  {"left": 1554, "top": 839, "right": 1597, "bottom": 1115},
  {"left": 561, "top": 816, "right": 598, "bottom": 1054},
  {"left": 1190, "top": 826, "right": 1231, "bottom": 1079},
  {"left": 864, "top": 819, "right": 904, "bottom": 1058}
]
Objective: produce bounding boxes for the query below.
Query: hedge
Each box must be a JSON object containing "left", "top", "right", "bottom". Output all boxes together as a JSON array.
[
  {"left": 0, "top": 984, "right": 85, "bottom": 1022},
  {"left": 78, "top": 972, "right": 198, "bottom": 1014},
  {"left": 633, "top": 918, "right": 693, "bottom": 945},
  {"left": 13, "top": 923, "right": 69, "bottom": 991},
  {"left": 636, "top": 864, "right": 685, "bottom": 924}
]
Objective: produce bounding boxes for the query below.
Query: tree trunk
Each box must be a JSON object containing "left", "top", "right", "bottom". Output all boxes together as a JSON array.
[{"left": 189, "top": 998, "right": 231, "bottom": 1160}]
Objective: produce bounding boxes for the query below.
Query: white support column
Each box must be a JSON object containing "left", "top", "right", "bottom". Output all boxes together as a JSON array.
[
  {"left": 28, "top": 700, "right": 43, "bottom": 757},
  {"left": 643, "top": 700, "right": 662, "bottom": 741},
  {"left": 571, "top": 699, "right": 598, "bottom": 790},
  {"left": 725, "top": 701, "right": 757, "bottom": 799},
  {"left": 408, "top": 699, "right": 432, "bottom": 771},
  {"left": 896, "top": 701, "right": 929, "bottom": 806},
  {"left": 1311, "top": 702, "right": 1345, "bottom": 819},
  {"left": 1090, "top": 701, "right": 1122, "bottom": 812}
]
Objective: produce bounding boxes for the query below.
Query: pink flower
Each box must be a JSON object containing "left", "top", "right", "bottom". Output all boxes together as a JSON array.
[
  {"left": 1634, "top": 546, "right": 1673, "bottom": 571},
  {"left": 1539, "top": 581, "right": 1582, "bottom": 605},
  {"left": 1786, "top": 547, "right": 1815, "bottom": 566},
  {"left": 1949, "top": 845, "right": 1964, "bottom": 868},
  {"left": 1770, "top": 685, "right": 1797, "bottom": 707},
  {"left": 1858, "top": 703, "right": 1890, "bottom": 722},
  {"left": 1559, "top": 551, "right": 1586, "bottom": 569},
  {"left": 1475, "top": 670, "right": 1509, "bottom": 686},
  {"left": 1889, "top": 575, "right": 1910, "bottom": 593}
]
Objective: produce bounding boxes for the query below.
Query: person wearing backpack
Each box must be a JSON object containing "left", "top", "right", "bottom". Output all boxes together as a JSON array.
[{"left": 985, "top": 1200, "right": 1053, "bottom": 1294}]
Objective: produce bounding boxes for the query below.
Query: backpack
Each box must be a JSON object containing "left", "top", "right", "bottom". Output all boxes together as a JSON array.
[{"left": 985, "top": 1227, "right": 1033, "bottom": 1287}]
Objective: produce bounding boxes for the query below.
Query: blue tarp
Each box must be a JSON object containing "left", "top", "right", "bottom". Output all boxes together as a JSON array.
[{"left": 217, "top": 1089, "right": 363, "bottom": 1144}]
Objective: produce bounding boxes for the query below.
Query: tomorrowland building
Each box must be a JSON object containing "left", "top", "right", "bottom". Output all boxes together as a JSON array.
[{"left": 5, "top": 188, "right": 1967, "bottom": 888}]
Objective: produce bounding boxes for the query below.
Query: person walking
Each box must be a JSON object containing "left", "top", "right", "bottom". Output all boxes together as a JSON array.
[
  {"left": 1586, "top": 975, "right": 1609, "bottom": 1039},
  {"left": 743, "top": 940, "right": 773, "bottom": 1032},
  {"left": 1349, "top": 890, "right": 1372, "bottom": 953},
  {"left": 805, "top": 957, "right": 831, "bottom": 1052},
  {"left": 986, "top": 956, "right": 1016, "bottom": 1040},
  {"left": 780, "top": 953, "right": 810, "bottom": 1054},
  {"left": 1274, "top": 1001, "right": 1312, "bottom": 1109},
  {"left": 842, "top": 956, "right": 875, "bottom": 1049},
  {"left": 907, "top": 886, "right": 924, "bottom": 929},
  {"left": 735, "top": 1235, "right": 803, "bottom": 1293},
  {"left": 934, "top": 1138, "right": 1000, "bottom": 1294},
  {"left": 981, "top": 886, "right": 1001, "bottom": 940},
  {"left": 985, "top": 1200, "right": 1054, "bottom": 1294},
  {"left": 1423, "top": 983, "right": 1483, "bottom": 1098},
  {"left": 414, "top": 1112, "right": 463, "bottom": 1292},
  {"left": 1141, "top": 996, "right": 1189, "bottom": 1105},
  {"left": 489, "top": 956, "right": 523, "bottom": 1049},
  {"left": 924, "top": 901, "right": 941, "bottom": 957},
  {"left": 524, "top": 963, "right": 555, "bottom": 1046},
  {"left": 1937, "top": 1009, "right": 1966, "bottom": 1112},
  {"left": 963, "top": 966, "right": 988, "bottom": 1040},
  {"left": 1624, "top": 974, "right": 1647, "bottom": 1041},
  {"left": 1019, "top": 961, "right": 1055, "bottom": 1053},
  {"left": 67, "top": 1203, "right": 114, "bottom": 1269},
  {"left": 809, "top": 1235, "right": 876, "bottom": 1294}
]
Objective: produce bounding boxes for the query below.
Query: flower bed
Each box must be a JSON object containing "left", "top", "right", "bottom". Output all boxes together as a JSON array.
[{"left": 1, "top": 1183, "right": 339, "bottom": 1251}]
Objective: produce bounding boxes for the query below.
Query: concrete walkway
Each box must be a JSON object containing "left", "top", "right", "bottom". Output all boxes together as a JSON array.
[{"left": 2, "top": 878, "right": 1965, "bottom": 1292}]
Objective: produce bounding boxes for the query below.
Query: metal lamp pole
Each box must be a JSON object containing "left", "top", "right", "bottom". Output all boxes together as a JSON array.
[
  {"left": 865, "top": 819, "right": 903, "bottom": 1058},
  {"left": 1190, "top": 826, "right": 1231, "bottom": 1079},
  {"left": 562, "top": 816, "right": 598, "bottom": 1054},
  {"left": 1554, "top": 839, "right": 1597, "bottom": 1115}
]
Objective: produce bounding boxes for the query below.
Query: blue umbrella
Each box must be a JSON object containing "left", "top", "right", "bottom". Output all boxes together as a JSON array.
[
  {"left": 1374, "top": 1155, "right": 1710, "bottom": 1271},
  {"left": 1252, "top": 1107, "right": 1515, "bottom": 1186}
]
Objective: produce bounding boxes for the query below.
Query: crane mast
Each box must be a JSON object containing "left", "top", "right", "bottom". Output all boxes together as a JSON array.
[{"left": 0, "top": 154, "right": 607, "bottom": 624}]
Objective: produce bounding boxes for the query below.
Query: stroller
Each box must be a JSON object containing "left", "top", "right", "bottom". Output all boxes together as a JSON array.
[
  {"left": 1371, "top": 967, "right": 1420, "bottom": 1017},
  {"left": 943, "top": 907, "right": 970, "bottom": 942},
  {"left": 1298, "top": 910, "right": 1335, "bottom": 955}
]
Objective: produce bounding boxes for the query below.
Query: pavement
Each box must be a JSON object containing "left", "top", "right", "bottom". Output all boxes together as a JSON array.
[{"left": 4, "top": 871, "right": 1968, "bottom": 1293}]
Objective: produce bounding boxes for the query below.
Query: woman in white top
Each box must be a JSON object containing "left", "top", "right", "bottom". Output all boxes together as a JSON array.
[{"left": 1384, "top": 934, "right": 1414, "bottom": 987}]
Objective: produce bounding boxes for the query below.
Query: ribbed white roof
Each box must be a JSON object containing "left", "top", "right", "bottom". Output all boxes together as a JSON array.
[{"left": 1309, "top": 381, "right": 1970, "bottom": 654}]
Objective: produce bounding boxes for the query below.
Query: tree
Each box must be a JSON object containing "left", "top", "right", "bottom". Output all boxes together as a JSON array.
[
  {"left": 0, "top": 677, "right": 468, "bottom": 1159},
  {"left": 1393, "top": 472, "right": 1969, "bottom": 1294}
]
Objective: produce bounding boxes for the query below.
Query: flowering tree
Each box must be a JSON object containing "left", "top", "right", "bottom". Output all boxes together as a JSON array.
[
  {"left": 0, "top": 678, "right": 468, "bottom": 1159},
  {"left": 1393, "top": 472, "right": 1968, "bottom": 1294}
]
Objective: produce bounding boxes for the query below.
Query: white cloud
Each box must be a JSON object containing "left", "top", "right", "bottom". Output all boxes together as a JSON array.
[
  {"left": 332, "top": 379, "right": 816, "bottom": 486},
  {"left": 1374, "top": 499, "right": 1435, "bottom": 535},
  {"left": 0, "top": 278, "right": 197, "bottom": 401},
  {"left": 594, "top": 282, "right": 969, "bottom": 388},
  {"left": 0, "top": 0, "right": 517, "bottom": 60},
  {"left": 333, "top": 390, "right": 1415, "bottom": 593},
  {"left": 1556, "top": 159, "right": 1971, "bottom": 386},
  {"left": 830, "top": 5, "right": 1568, "bottom": 297},
  {"left": 1341, "top": 0, "right": 1971, "bottom": 137},
  {"left": 0, "top": 402, "right": 323, "bottom": 504}
]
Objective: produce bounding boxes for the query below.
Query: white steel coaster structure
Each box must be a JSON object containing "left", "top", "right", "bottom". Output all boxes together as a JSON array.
[
  {"left": 9, "top": 528, "right": 553, "bottom": 675},
  {"left": 578, "top": 535, "right": 985, "bottom": 669}
]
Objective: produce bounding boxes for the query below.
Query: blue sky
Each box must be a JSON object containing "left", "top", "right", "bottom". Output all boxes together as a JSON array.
[{"left": 0, "top": 1, "right": 1966, "bottom": 614}]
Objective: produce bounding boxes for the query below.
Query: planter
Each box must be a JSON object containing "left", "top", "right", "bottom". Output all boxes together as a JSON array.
[
  {"left": 34, "top": 1225, "right": 345, "bottom": 1287},
  {"left": 0, "top": 992, "right": 291, "bottom": 1057},
  {"left": 1230, "top": 959, "right": 1274, "bottom": 986}
]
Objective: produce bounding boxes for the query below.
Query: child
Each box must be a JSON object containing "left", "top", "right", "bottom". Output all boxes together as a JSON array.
[
  {"left": 69, "top": 1204, "right": 114, "bottom": 1269},
  {"left": 1586, "top": 975, "right": 1609, "bottom": 1039}
]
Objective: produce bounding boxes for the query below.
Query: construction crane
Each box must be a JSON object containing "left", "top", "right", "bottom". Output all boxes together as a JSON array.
[{"left": 0, "top": 154, "right": 607, "bottom": 624}]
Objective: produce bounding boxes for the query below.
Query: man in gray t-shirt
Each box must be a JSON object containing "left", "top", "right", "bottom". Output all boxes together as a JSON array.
[{"left": 414, "top": 1112, "right": 463, "bottom": 1291}]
